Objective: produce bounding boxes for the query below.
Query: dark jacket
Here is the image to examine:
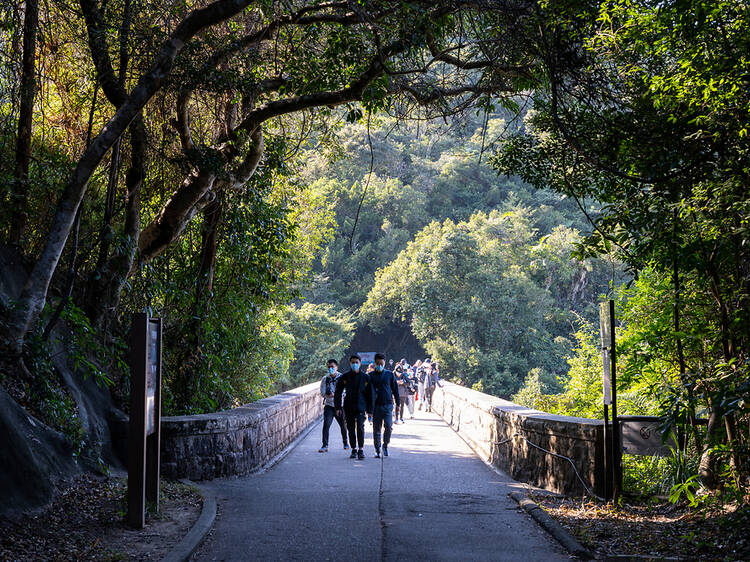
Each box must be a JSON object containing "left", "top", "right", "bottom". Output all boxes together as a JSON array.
[
  {"left": 334, "top": 369, "right": 373, "bottom": 413},
  {"left": 369, "top": 369, "right": 401, "bottom": 410}
]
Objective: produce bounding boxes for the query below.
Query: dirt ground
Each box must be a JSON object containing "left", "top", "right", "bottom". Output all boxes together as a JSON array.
[
  {"left": 0, "top": 473, "right": 202, "bottom": 561},
  {"left": 531, "top": 492, "right": 750, "bottom": 561}
]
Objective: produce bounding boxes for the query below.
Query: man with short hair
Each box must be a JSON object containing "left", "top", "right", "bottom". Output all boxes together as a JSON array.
[
  {"left": 335, "top": 355, "right": 373, "bottom": 460},
  {"left": 369, "top": 353, "right": 400, "bottom": 458},
  {"left": 319, "top": 359, "right": 348, "bottom": 453}
]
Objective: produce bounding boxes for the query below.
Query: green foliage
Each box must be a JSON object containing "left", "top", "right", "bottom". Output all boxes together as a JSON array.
[
  {"left": 362, "top": 208, "right": 614, "bottom": 397},
  {"left": 301, "top": 113, "right": 591, "bottom": 310},
  {"left": 493, "top": 0, "right": 750, "bottom": 493},
  {"left": 513, "top": 319, "right": 604, "bottom": 418},
  {"left": 124, "top": 149, "right": 336, "bottom": 414},
  {"left": 280, "top": 302, "right": 355, "bottom": 390},
  {"left": 669, "top": 475, "right": 702, "bottom": 507}
]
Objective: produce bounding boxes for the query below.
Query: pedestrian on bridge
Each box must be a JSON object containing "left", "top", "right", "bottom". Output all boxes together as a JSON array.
[
  {"left": 413, "top": 360, "right": 424, "bottom": 410},
  {"left": 394, "top": 361, "right": 410, "bottom": 423},
  {"left": 404, "top": 362, "right": 417, "bottom": 419},
  {"left": 369, "top": 353, "right": 400, "bottom": 458},
  {"left": 423, "top": 361, "right": 443, "bottom": 413},
  {"left": 319, "top": 359, "right": 348, "bottom": 453},
  {"left": 334, "top": 355, "right": 373, "bottom": 460}
]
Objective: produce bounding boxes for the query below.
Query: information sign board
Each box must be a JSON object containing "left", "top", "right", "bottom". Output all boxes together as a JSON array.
[{"left": 620, "top": 416, "right": 677, "bottom": 457}]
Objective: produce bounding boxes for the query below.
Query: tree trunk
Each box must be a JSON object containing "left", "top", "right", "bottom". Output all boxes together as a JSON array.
[
  {"left": 672, "top": 212, "right": 700, "bottom": 453},
  {"left": 172, "top": 196, "right": 224, "bottom": 412},
  {"left": 9, "top": 0, "right": 39, "bottom": 248},
  {"left": 2, "top": 0, "right": 257, "bottom": 352},
  {"left": 698, "top": 401, "right": 724, "bottom": 489},
  {"left": 136, "top": 127, "right": 263, "bottom": 268},
  {"left": 195, "top": 197, "right": 223, "bottom": 302},
  {"left": 85, "top": 114, "right": 145, "bottom": 328}
]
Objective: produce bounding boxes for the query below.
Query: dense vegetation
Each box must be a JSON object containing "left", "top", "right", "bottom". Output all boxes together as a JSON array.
[{"left": 0, "top": 0, "right": 747, "bottom": 512}]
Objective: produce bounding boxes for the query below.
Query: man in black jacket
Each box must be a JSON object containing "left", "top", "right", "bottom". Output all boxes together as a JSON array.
[
  {"left": 369, "top": 353, "right": 400, "bottom": 458},
  {"left": 335, "top": 355, "right": 373, "bottom": 460}
]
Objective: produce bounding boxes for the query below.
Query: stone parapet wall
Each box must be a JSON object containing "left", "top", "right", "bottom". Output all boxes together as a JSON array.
[
  {"left": 432, "top": 382, "right": 605, "bottom": 496},
  {"left": 160, "top": 381, "right": 322, "bottom": 480}
]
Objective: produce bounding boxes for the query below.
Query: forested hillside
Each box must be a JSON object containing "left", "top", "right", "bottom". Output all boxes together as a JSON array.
[{"left": 295, "top": 112, "right": 621, "bottom": 396}]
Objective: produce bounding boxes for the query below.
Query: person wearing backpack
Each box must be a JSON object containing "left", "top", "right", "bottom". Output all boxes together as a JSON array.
[{"left": 318, "top": 359, "right": 348, "bottom": 453}]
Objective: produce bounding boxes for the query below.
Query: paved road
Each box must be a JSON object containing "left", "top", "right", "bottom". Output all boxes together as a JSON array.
[{"left": 194, "top": 410, "right": 569, "bottom": 561}]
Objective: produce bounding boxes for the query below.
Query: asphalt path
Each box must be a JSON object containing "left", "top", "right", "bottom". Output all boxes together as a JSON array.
[{"left": 193, "top": 408, "right": 569, "bottom": 561}]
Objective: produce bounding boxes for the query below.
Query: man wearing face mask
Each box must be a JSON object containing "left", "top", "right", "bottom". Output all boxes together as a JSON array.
[
  {"left": 369, "top": 353, "right": 400, "bottom": 458},
  {"left": 334, "top": 355, "right": 373, "bottom": 460},
  {"left": 319, "top": 359, "right": 348, "bottom": 453}
]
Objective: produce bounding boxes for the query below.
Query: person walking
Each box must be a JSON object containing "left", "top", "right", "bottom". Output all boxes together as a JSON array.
[
  {"left": 404, "top": 361, "right": 417, "bottom": 419},
  {"left": 394, "top": 363, "right": 409, "bottom": 424},
  {"left": 423, "top": 361, "right": 443, "bottom": 413},
  {"left": 318, "top": 359, "right": 348, "bottom": 453},
  {"left": 369, "top": 353, "right": 400, "bottom": 458},
  {"left": 334, "top": 355, "right": 373, "bottom": 460},
  {"left": 414, "top": 360, "right": 425, "bottom": 410}
]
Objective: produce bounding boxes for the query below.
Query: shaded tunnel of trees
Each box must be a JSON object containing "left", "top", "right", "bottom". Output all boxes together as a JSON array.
[{"left": 0, "top": 0, "right": 747, "bottom": 514}]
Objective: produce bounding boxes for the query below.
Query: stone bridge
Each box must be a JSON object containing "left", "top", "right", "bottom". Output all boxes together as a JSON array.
[
  {"left": 161, "top": 381, "right": 605, "bottom": 497},
  {"left": 159, "top": 382, "right": 604, "bottom": 560}
]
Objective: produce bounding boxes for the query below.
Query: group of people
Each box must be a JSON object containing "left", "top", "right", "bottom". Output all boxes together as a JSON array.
[{"left": 318, "top": 354, "right": 442, "bottom": 460}]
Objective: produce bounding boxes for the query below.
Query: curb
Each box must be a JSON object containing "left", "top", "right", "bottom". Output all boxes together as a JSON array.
[
  {"left": 160, "top": 419, "right": 318, "bottom": 561},
  {"left": 509, "top": 491, "right": 593, "bottom": 560},
  {"left": 162, "top": 481, "right": 217, "bottom": 562}
]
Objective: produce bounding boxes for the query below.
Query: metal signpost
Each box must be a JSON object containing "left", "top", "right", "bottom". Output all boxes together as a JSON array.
[
  {"left": 599, "top": 300, "right": 622, "bottom": 500},
  {"left": 128, "top": 313, "right": 162, "bottom": 529}
]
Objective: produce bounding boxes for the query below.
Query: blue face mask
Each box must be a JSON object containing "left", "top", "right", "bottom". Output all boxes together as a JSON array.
[
  {"left": 351, "top": 363, "right": 360, "bottom": 372},
  {"left": 375, "top": 364, "right": 385, "bottom": 372},
  {"left": 328, "top": 366, "right": 336, "bottom": 375}
]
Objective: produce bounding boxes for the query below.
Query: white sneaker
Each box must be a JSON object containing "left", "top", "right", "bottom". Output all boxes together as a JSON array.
[{"left": 318, "top": 446, "right": 328, "bottom": 453}]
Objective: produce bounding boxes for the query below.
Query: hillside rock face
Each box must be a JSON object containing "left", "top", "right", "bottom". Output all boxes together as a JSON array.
[
  {"left": 0, "top": 385, "right": 79, "bottom": 517},
  {"left": 0, "top": 244, "right": 125, "bottom": 516}
]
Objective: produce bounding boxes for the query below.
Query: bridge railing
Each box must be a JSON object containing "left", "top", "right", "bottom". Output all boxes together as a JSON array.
[
  {"left": 160, "top": 379, "right": 605, "bottom": 496},
  {"left": 160, "top": 381, "right": 322, "bottom": 480},
  {"left": 432, "top": 382, "right": 605, "bottom": 497}
]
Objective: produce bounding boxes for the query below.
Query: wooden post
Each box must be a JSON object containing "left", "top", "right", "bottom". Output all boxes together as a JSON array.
[{"left": 128, "top": 313, "right": 148, "bottom": 528}]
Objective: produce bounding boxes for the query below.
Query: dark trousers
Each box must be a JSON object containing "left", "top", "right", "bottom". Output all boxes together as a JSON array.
[
  {"left": 372, "top": 405, "right": 394, "bottom": 450},
  {"left": 322, "top": 405, "right": 347, "bottom": 447},
  {"left": 424, "top": 386, "right": 435, "bottom": 411},
  {"left": 396, "top": 396, "right": 409, "bottom": 421},
  {"left": 345, "top": 410, "right": 366, "bottom": 449}
]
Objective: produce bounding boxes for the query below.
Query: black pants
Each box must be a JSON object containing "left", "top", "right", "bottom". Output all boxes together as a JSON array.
[
  {"left": 322, "top": 405, "right": 347, "bottom": 448},
  {"left": 345, "top": 410, "right": 366, "bottom": 449},
  {"left": 372, "top": 405, "right": 394, "bottom": 450},
  {"left": 397, "top": 397, "right": 407, "bottom": 420}
]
